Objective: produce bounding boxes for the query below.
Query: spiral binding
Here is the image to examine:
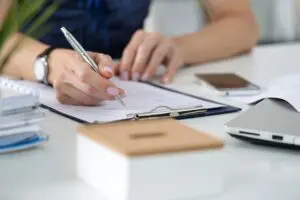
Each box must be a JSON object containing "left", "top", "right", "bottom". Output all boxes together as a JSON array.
[{"left": 0, "top": 77, "right": 39, "bottom": 97}]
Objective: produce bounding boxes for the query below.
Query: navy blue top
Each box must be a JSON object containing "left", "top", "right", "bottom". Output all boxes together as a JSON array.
[{"left": 21, "top": 0, "right": 151, "bottom": 58}]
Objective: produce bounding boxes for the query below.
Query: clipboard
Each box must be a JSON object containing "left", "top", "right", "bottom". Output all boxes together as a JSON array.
[
  {"left": 1, "top": 77, "right": 241, "bottom": 124},
  {"left": 41, "top": 82, "right": 241, "bottom": 123}
]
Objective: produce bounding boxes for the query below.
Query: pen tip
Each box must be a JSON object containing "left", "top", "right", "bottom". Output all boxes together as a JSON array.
[
  {"left": 120, "top": 100, "right": 126, "bottom": 108},
  {"left": 116, "top": 95, "right": 126, "bottom": 107}
]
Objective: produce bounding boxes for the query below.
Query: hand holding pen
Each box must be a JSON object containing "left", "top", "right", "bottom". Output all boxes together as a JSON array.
[
  {"left": 45, "top": 29, "right": 125, "bottom": 106},
  {"left": 61, "top": 27, "right": 125, "bottom": 107}
]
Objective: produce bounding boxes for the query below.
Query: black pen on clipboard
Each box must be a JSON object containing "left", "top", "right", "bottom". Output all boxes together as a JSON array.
[{"left": 60, "top": 27, "right": 126, "bottom": 107}]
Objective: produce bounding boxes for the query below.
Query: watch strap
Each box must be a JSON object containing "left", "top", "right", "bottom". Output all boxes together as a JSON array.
[
  {"left": 37, "top": 47, "right": 56, "bottom": 85},
  {"left": 38, "top": 46, "right": 56, "bottom": 59}
]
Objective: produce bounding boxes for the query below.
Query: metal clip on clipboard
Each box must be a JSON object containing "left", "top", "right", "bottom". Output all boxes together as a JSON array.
[{"left": 126, "top": 106, "right": 207, "bottom": 120}]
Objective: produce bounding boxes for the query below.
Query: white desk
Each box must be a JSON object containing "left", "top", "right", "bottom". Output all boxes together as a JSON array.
[{"left": 1, "top": 43, "right": 300, "bottom": 200}]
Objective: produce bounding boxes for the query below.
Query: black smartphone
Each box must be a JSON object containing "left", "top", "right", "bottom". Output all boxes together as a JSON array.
[{"left": 195, "top": 73, "right": 261, "bottom": 96}]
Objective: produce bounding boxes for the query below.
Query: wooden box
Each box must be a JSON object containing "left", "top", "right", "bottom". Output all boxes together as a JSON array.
[{"left": 77, "top": 119, "right": 224, "bottom": 200}]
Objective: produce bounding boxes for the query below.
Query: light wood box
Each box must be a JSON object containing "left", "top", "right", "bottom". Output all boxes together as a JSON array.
[{"left": 77, "top": 119, "right": 225, "bottom": 200}]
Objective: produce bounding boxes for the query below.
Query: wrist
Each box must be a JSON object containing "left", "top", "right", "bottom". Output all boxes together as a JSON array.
[
  {"left": 47, "top": 48, "right": 60, "bottom": 85},
  {"left": 171, "top": 36, "right": 187, "bottom": 65},
  {"left": 34, "top": 46, "right": 57, "bottom": 85}
]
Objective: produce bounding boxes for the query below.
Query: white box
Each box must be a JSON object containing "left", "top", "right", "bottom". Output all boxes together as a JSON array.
[{"left": 77, "top": 120, "right": 225, "bottom": 200}]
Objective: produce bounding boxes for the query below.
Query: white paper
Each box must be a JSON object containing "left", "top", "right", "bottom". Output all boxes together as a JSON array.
[
  {"left": 0, "top": 124, "right": 40, "bottom": 137},
  {"left": 0, "top": 109, "right": 45, "bottom": 129},
  {"left": 0, "top": 77, "right": 223, "bottom": 123},
  {"left": 0, "top": 94, "right": 39, "bottom": 113},
  {"left": 229, "top": 74, "right": 300, "bottom": 112}
]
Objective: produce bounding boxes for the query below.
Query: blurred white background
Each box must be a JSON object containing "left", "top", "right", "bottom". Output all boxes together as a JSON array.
[{"left": 145, "top": 0, "right": 300, "bottom": 45}]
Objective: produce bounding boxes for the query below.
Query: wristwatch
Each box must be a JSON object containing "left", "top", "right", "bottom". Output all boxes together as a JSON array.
[{"left": 34, "top": 47, "right": 56, "bottom": 85}]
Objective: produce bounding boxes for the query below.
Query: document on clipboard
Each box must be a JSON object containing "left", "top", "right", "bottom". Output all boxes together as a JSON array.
[{"left": 0, "top": 77, "right": 240, "bottom": 123}]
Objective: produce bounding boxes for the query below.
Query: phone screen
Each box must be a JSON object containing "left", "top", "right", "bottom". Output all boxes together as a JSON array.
[{"left": 196, "top": 73, "right": 258, "bottom": 90}]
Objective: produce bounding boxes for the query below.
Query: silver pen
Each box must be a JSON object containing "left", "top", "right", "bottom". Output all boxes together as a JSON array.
[{"left": 60, "top": 27, "right": 126, "bottom": 107}]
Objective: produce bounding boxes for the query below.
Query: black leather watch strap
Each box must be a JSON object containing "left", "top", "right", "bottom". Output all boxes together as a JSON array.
[
  {"left": 38, "top": 46, "right": 56, "bottom": 59},
  {"left": 36, "top": 47, "right": 56, "bottom": 85}
]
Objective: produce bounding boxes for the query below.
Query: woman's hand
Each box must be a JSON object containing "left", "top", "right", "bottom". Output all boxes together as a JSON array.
[
  {"left": 48, "top": 49, "right": 124, "bottom": 106},
  {"left": 119, "top": 30, "right": 184, "bottom": 84}
]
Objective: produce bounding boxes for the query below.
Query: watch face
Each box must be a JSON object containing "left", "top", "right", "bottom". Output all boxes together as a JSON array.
[{"left": 34, "top": 58, "right": 46, "bottom": 82}]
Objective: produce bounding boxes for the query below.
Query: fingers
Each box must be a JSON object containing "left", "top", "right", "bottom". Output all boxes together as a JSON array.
[
  {"left": 142, "top": 40, "right": 171, "bottom": 81},
  {"left": 49, "top": 49, "right": 125, "bottom": 106},
  {"left": 162, "top": 49, "right": 183, "bottom": 84},
  {"left": 55, "top": 79, "right": 99, "bottom": 106},
  {"left": 91, "top": 53, "right": 115, "bottom": 79},
  {"left": 131, "top": 33, "right": 162, "bottom": 81},
  {"left": 55, "top": 66, "right": 123, "bottom": 105},
  {"left": 54, "top": 73, "right": 125, "bottom": 106},
  {"left": 65, "top": 72, "right": 115, "bottom": 101},
  {"left": 75, "top": 71, "right": 122, "bottom": 100},
  {"left": 68, "top": 59, "right": 120, "bottom": 97},
  {"left": 56, "top": 94, "right": 82, "bottom": 106},
  {"left": 114, "top": 63, "right": 121, "bottom": 75},
  {"left": 120, "top": 30, "right": 183, "bottom": 83},
  {"left": 120, "top": 30, "right": 145, "bottom": 80}
]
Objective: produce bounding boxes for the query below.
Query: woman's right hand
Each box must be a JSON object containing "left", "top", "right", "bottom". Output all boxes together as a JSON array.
[{"left": 47, "top": 49, "right": 124, "bottom": 106}]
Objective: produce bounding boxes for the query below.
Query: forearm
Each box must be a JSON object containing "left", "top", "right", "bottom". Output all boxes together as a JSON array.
[
  {"left": 172, "top": 15, "right": 259, "bottom": 65},
  {"left": 1, "top": 33, "right": 49, "bottom": 80}
]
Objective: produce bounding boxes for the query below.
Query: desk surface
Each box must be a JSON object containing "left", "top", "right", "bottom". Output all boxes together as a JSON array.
[{"left": 1, "top": 43, "right": 300, "bottom": 200}]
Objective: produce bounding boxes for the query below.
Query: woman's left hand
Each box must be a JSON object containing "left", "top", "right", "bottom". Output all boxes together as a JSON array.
[{"left": 119, "top": 30, "right": 184, "bottom": 84}]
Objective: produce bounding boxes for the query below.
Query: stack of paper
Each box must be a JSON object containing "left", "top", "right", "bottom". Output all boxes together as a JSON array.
[
  {"left": 0, "top": 94, "right": 48, "bottom": 153},
  {"left": 229, "top": 73, "right": 300, "bottom": 112}
]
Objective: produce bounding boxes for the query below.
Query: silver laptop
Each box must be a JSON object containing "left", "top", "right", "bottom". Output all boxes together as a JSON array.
[{"left": 225, "top": 99, "right": 300, "bottom": 149}]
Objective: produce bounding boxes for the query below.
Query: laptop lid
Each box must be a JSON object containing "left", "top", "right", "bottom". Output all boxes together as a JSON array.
[{"left": 226, "top": 99, "right": 300, "bottom": 146}]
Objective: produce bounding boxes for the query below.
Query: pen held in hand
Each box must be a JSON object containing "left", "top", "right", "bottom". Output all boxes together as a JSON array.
[{"left": 60, "top": 27, "right": 126, "bottom": 107}]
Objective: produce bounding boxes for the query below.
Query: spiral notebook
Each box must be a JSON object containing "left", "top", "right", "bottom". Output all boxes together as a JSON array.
[
  {"left": 0, "top": 90, "right": 48, "bottom": 153},
  {"left": 0, "top": 77, "right": 240, "bottom": 123}
]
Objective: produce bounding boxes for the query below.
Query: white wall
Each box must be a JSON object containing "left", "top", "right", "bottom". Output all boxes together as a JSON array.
[
  {"left": 144, "top": 0, "right": 204, "bottom": 36},
  {"left": 145, "top": 0, "right": 300, "bottom": 44}
]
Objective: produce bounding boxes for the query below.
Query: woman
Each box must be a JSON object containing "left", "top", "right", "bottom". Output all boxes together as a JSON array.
[
  {"left": 119, "top": 0, "right": 259, "bottom": 83},
  {"left": 1, "top": 0, "right": 258, "bottom": 105}
]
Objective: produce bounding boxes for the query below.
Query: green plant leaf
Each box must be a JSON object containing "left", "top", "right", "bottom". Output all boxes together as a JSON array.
[
  {"left": 0, "top": 2, "right": 18, "bottom": 54},
  {"left": 0, "top": 0, "right": 58, "bottom": 73},
  {"left": 17, "top": 0, "right": 47, "bottom": 27}
]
